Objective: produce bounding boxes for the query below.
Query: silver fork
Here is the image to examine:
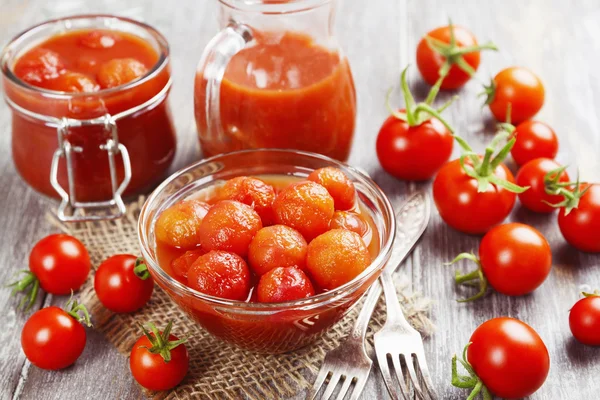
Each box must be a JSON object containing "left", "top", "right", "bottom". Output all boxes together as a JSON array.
[
  {"left": 307, "top": 191, "right": 431, "bottom": 400},
  {"left": 374, "top": 246, "right": 437, "bottom": 398}
]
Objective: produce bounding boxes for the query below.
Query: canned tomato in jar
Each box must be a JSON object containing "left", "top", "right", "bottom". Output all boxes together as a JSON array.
[{"left": 1, "top": 15, "right": 176, "bottom": 222}]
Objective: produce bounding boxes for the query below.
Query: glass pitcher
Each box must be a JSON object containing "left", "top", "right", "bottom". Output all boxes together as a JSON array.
[{"left": 194, "top": 0, "right": 356, "bottom": 161}]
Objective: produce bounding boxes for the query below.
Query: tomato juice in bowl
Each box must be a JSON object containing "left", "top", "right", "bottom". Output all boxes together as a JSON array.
[
  {"left": 1, "top": 15, "right": 176, "bottom": 221},
  {"left": 138, "top": 150, "right": 395, "bottom": 354}
]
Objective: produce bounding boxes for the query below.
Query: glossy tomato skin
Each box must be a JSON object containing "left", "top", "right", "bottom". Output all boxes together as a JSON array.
[
  {"left": 479, "top": 223, "right": 552, "bottom": 295},
  {"left": 511, "top": 121, "right": 558, "bottom": 166},
  {"left": 516, "top": 158, "right": 570, "bottom": 213},
  {"left": 488, "top": 67, "right": 545, "bottom": 124},
  {"left": 416, "top": 25, "right": 480, "bottom": 89},
  {"left": 468, "top": 317, "right": 550, "bottom": 399},
  {"left": 377, "top": 112, "right": 453, "bottom": 181},
  {"left": 130, "top": 333, "right": 189, "bottom": 391},
  {"left": 94, "top": 255, "right": 154, "bottom": 313},
  {"left": 21, "top": 306, "right": 86, "bottom": 370},
  {"left": 558, "top": 184, "right": 600, "bottom": 252},
  {"left": 29, "top": 234, "right": 91, "bottom": 295},
  {"left": 569, "top": 295, "right": 600, "bottom": 346},
  {"left": 433, "top": 159, "right": 516, "bottom": 234}
]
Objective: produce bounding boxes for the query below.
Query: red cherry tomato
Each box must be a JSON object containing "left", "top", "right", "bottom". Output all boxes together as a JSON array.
[
  {"left": 257, "top": 266, "right": 315, "bottom": 303},
  {"left": 558, "top": 184, "right": 600, "bottom": 252},
  {"left": 515, "top": 158, "right": 570, "bottom": 213},
  {"left": 94, "top": 255, "right": 154, "bottom": 313},
  {"left": 13, "top": 48, "right": 65, "bottom": 85},
  {"left": 511, "top": 121, "right": 558, "bottom": 166},
  {"left": 377, "top": 111, "right": 453, "bottom": 181},
  {"left": 569, "top": 293, "right": 600, "bottom": 346},
  {"left": 433, "top": 159, "right": 517, "bottom": 234},
  {"left": 29, "top": 234, "right": 91, "bottom": 295},
  {"left": 479, "top": 223, "right": 552, "bottom": 295},
  {"left": 21, "top": 300, "right": 90, "bottom": 370},
  {"left": 416, "top": 25, "right": 482, "bottom": 90},
  {"left": 465, "top": 317, "right": 550, "bottom": 399},
  {"left": 486, "top": 67, "right": 545, "bottom": 124},
  {"left": 130, "top": 322, "right": 189, "bottom": 391}
]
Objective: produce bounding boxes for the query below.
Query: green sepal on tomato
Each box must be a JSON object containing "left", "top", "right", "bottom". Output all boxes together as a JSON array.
[
  {"left": 130, "top": 321, "right": 189, "bottom": 391},
  {"left": 452, "top": 317, "right": 550, "bottom": 399},
  {"left": 433, "top": 130, "right": 528, "bottom": 234},
  {"left": 94, "top": 255, "right": 154, "bottom": 313},
  {"left": 569, "top": 290, "right": 600, "bottom": 346},
  {"left": 447, "top": 223, "right": 552, "bottom": 301},
  {"left": 8, "top": 234, "right": 91, "bottom": 310},
  {"left": 416, "top": 20, "right": 497, "bottom": 90},
  {"left": 376, "top": 66, "right": 456, "bottom": 181},
  {"left": 481, "top": 66, "right": 545, "bottom": 124},
  {"left": 21, "top": 296, "right": 92, "bottom": 370}
]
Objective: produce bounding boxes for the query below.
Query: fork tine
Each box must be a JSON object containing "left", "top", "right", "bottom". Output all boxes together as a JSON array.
[
  {"left": 391, "top": 353, "right": 411, "bottom": 397},
  {"left": 306, "top": 368, "right": 331, "bottom": 400},
  {"left": 403, "top": 354, "right": 425, "bottom": 400},
  {"left": 415, "top": 353, "right": 438, "bottom": 400},
  {"left": 322, "top": 372, "right": 343, "bottom": 400},
  {"left": 376, "top": 351, "right": 405, "bottom": 400},
  {"left": 335, "top": 376, "right": 353, "bottom": 400},
  {"left": 348, "top": 376, "right": 367, "bottom": 400}
]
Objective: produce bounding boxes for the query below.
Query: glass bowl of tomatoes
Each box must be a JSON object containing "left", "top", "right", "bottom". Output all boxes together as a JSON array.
[{"left": 138, "top": 149, "right": 395, "bottom": 354}]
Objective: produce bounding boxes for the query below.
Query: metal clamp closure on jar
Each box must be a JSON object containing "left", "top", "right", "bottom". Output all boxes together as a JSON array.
[{"left": 4, "top": 78, "right": 172, "bottom": 222}]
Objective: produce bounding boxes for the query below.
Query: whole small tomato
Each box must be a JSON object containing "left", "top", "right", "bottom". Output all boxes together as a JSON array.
[
  {"left": 556, "top": 183, "right": 600, "bottom": 252},
  {"left": 449, "top": 223, "right": 552, "bottom": 301},
  {"left": 511, "top": 121, "right": 559, "bottom": 165},
  {"left": 452, "top": 317, "right": 550, "bottom": 399},
  {"left": 94, "top": 255, "right": 154, "bottom": 313},
  {"left": 377, "top": 66, "right": 454, "bottom": 181},
  {"left": 416, "top": 23, "right": 497, "bottom": 90},
  {"left": 130, "top": 322, "right": 189, "bottom": 391},
  {"left": 484, "top": 67, "right": 545, "bottom": 124},
  {"left": 569, "top": 291, "right": 600, "bottom": 346},
  {"left": 10, "top": 234, "right": 91, "bottom": 310},
  {"left": 21, "top": 298, "right": 91, "bottom": 370},
  {"left": 433, "top": 134, "right": 527, "bottom": 234},
  {"left": 516, "top": 158, "right": 570, "bottom": 213}
]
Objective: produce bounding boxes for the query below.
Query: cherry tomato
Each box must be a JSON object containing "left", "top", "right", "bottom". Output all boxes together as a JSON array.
[
  {"left": 257, "top": 266, "right": 315, "bottom": 303},
  {"left": 569, "top": 293, "right": 600, "bottom": 346},
  {"left": 377, "top": 111, "right": 453, "bottom": 181},
  {"left": 329, "top": 211, "right": 369, "bottom": 237},
  {"left": 486, "top": 67, "right": 545, "bottom": 124},
  {"left": 13, "top": 48, "right": 65, "bottom": 85},
  {"left": 94, "top": 255, "right": 154, "bottom": 313},
  {"left": 416, "top": 25, "right": 488, "bottom": 90},
  {"left": 558, "top": 184, "right": 600, "bottom": 252},
  {"left": 516, "top": 158, "right": 570, "bottom": 213},
  {"left": 97, "top": 58, "right": 148, "bottom": 89},
  {"left": 78, "top": 30, "right": 119, "bottom": 49},
  {"left": 130, "top": 322, "right": 189, "bottom": 391},
  {"left": 307, "top": 167, "right": 356, "bottom": 210},
  {"left": 170, "top": 249, "right": 206, "bottom": 280},
  {"left": 433, "top": 159, "right": 517, "bottom": 234},
  {"left": 187, "top": 250, "right": 251, "bottom": 301},
  {"left": 511, "top": 121, "right": 559, "bottom": 166},
  {"left": 480, "top": 223, "right": 552, "bottom": 295},
  {"left": 21, "top": 300, "right": 90, "bottom": 370},
  {"left": 45, "top": 71, "right": 99, "bottom": 93},
  {"left": 29, "top": 234, "right": 91, "bottom": 295},
  {"left": 465, "top": 317, "right": 549, "bottom": 399}
]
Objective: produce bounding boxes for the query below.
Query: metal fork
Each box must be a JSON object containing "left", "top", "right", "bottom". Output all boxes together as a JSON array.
[
  {"left": 374, "top": 258, "right": 437, "bottom": 398},
  {"left": 307, "top": 191, "right": 431, "bottom": 400}
]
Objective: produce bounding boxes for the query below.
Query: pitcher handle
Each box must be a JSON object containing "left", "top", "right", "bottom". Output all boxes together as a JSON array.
[{"left": 197, "top": 23, "right": 252, "bottom": 151}]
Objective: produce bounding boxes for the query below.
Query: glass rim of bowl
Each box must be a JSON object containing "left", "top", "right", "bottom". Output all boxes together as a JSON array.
[
  {"left": 0, "top": 14, "right": 170, "bottom": 99},
  {"left": 138, "top": 148, "right": 396, "bottom": 314}
]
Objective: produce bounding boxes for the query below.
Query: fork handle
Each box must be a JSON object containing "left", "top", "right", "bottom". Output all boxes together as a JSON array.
[
  {"left": 349, "top": 279, "right": 383, "bottom": 340},
  {"left": 380, "top": 268, "right": 416, "bottom": 332}
]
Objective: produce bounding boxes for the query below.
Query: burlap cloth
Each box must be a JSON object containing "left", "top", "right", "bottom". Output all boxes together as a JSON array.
[{"left": 48, "top": 197, "right": 434, "bottom": 400}]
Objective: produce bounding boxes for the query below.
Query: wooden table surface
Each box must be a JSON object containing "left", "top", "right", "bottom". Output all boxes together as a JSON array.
[{"left": 1, "top": 0, "right": 599, "bottom": 399}]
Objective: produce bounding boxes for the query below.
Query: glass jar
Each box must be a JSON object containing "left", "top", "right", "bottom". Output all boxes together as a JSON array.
[
  {"left": 194, "top": 0, "right": 356, "bottom": 161},
  {"left": 138, "top": 149, "right": 395, "bottom": 354},
  {"left": 1, "top": 15, "right": 176, "bottom": 221}
]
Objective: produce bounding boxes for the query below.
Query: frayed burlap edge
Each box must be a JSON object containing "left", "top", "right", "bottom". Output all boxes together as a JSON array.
[{"left": 46, "top": 197, "right": 434, "bottom": 400}]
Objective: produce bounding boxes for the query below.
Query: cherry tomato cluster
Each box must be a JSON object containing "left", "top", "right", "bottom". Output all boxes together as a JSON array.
[
  {"left": 10, "top": 234, "right": 189, "bottom": 392},
  {"left": 376, "top": 21, "right": 599, "bottom": 399}
]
